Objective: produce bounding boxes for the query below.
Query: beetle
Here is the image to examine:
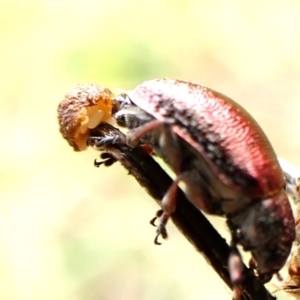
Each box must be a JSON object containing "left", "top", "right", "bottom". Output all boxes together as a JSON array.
[{"left": 87, "top": 78, "right": 295, "bottom": 289}]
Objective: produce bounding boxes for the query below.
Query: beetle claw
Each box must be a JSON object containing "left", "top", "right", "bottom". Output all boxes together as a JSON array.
[
  {"left": 151, "top": 210, "right": 169, "bottom": 244},
  {"left": 150, "top": 217, "right": 157, "bottom": 227},
  {"left": 94, "top": 153, "right": 117, "bottom": 168},
  {"left": 154, "top": 224, "right": 168, "bottom": 245},
  {"left": 154, "top": 234, "right": 162, "bottom": 245},
  {"left": 94, "top": 158, "right": 104, "bottom": 167},
  {"left": 150, "top": 209, "right": 164, "bottom": 226}
]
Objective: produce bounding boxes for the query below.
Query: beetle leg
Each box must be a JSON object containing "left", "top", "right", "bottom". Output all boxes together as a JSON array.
[
  {"left": 154, "top": 213, "right": 169, "bottom": 245},
  {"left": 228, "top": 243, "right": 244, "bottom": 300},
  {"left": 150, "top": 209, "right": 163, "bottom": 227},
  {"left": 86, "top": 135, "right": 125, "bottom": 149},
  {"left": 126, "top": 119, "right": 163, "bottom": 147},
  {"left": 94, "top": 152, "right": 117, "bottom": 168},
  {"left": 152, "top": 175, "right": 183, "bottom": 244}
]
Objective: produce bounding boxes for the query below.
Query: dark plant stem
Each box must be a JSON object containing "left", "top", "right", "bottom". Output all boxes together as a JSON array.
[{"left": 90, "top": 123, "right": 275, "bottom": 300}]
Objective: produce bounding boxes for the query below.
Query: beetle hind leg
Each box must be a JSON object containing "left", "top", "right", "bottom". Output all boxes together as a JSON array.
[{"left": 228, "top": 242, "right": 244, "bottom": 299}]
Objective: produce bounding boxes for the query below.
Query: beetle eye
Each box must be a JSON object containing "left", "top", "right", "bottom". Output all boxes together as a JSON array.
[
  {"left": 112, "top": 93, "right": 132, "bottom": 114},
  {"left": 113, "top": 93, "right": 133, "bottom": 111}
]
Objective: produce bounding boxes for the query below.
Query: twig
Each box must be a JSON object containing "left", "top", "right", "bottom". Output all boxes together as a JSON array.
[{"left": 90, "top": 123, "right": 276, "bottom": 300}]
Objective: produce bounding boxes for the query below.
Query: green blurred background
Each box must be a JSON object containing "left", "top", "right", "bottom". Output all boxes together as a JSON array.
[{"left": 1, "top": 0, "right": 300, "bottom": 299}]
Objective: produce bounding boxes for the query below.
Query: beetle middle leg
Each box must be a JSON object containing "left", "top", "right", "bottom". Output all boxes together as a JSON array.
[{"left": 151, "top": 173, "right": 189, "bottom": 245}]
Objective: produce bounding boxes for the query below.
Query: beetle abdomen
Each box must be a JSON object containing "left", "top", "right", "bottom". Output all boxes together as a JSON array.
[{"left": 127, "top": 79, "right": 284, "bottom": 197}]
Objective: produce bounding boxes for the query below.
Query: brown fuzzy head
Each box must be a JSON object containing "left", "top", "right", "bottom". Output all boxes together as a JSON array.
[{"left": 57, "top": 84, "right": 115, "bottom": 151}]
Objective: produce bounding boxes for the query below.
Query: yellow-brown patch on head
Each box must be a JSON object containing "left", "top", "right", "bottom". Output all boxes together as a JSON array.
[{"left": 57, "top": 84, "right": 115, "bottom": 151}]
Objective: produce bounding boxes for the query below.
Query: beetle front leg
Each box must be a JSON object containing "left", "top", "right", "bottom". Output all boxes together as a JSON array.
[
  {"left": 87, "top": 135, "right": 125, "bottom": 149},
  {"left": 87, "top": 135, "right": 124, "bottom": 168},
  {"left": 94, "top": 152, "right": 117, "bottom": 167},
  {"left": 126, "top": 119, "right": 163, "bottom": 147}
]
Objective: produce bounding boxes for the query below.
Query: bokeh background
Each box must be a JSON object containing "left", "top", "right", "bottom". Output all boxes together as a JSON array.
[{"left": 1, "top": 0, "right": 300, "bottom": 299}]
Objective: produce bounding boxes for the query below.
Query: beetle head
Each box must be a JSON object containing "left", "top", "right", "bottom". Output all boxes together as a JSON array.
[
  {"left": 113, "top": 94, "right": 153, "bottom": 129},
  {"left": 112, "top": 93, "right": 132, "bottom": 113},
  {"left": 229, "top": 189, "right": 295, "bottom": 283}
]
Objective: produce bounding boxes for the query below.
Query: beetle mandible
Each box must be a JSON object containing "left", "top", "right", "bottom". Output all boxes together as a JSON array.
[{"left": 88, "top": 78, "right": 295, "bottom": 289}]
